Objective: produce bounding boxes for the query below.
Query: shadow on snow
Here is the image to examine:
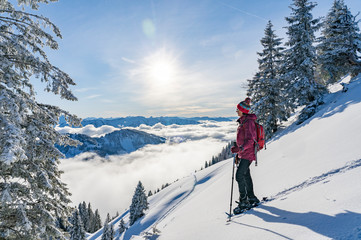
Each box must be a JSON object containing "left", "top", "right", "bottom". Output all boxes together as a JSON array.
[{"left": 242, "top": 205, "right": 361, "bottom": 240}]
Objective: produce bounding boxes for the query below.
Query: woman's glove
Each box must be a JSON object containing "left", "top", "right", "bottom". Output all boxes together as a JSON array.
[{"left": 231, "top": 145, "right": 239, "bottom": 153}]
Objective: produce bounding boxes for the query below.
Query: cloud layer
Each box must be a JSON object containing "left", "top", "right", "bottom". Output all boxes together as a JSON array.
[
  {"left": 59, "top": 120, "right": 236, "bottom": 219},
  {"left": 55, "top": 125, "right": 121, "bottom": 138}
]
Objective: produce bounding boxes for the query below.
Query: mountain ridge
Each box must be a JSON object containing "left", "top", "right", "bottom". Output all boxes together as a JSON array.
[
  {"left": 57, "top": 129, "right": 166, "bottom": 158},
  {"left": 59, "top": 116, "right": 233, "bottom": 128}
]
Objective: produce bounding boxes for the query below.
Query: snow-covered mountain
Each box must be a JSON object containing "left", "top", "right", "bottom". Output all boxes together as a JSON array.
[
  {"left": 57, "top": 129, "right": 166, "bottom": 158},
  {"left": 59, "top": 116, "right": 232, "bottom": 128},
  {"left": 88, "top": 75, "right": 361, "bottom": 240}
]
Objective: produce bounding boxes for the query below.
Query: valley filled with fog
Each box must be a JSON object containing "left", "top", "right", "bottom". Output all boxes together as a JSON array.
[{"left": 58, "top": 120, "right": 236, "bottom": 219}]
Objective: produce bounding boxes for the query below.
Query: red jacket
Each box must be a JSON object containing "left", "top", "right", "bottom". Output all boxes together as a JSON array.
[{"left": 236, "top": 114, "right": 257, "bottom": 161}]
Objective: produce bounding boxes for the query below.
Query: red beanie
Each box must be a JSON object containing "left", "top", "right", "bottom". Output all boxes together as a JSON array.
[{"left": 237, "top": 97, "right": 251, "bottom": 114}]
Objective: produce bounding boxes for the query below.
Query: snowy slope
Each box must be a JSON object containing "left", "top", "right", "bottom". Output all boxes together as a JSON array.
[{"left": 88, "top": 75, "right": 361, "bottom": 240}]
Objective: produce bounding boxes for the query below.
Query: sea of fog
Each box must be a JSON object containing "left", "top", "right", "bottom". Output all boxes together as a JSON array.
[{"left": 59, "top": 120, "right": 236, "bottom": 220}]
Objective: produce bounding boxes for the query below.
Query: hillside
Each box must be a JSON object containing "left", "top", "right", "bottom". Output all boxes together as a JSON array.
[
  {"left": 88, "top": 75, "right": 361, "bottom": 240},
  {"left": 57, "top": 129, "right": 166, "bottom": 158}
]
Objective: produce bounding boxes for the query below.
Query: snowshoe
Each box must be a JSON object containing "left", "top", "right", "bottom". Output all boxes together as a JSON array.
[
  {"left": 233, "top": 200, "right": 251, "bottom": 215},
  {"left": 227, "top": 197, "right": 269, "bottom": 220},
  {"left": 248, "top": 197, "right": 260, "bottom": 207},
  {"left": 233, "top": 206, "right": 247, "bottom": 215}
]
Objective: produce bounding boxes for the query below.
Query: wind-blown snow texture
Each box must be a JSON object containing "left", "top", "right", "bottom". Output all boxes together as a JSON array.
[{"left": 89, "top": 75, "right": 361, "bottom": 240}]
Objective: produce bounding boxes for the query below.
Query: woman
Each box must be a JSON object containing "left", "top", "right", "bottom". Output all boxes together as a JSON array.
[{"left": 231, "top": 97, "right": 260, "bottom": 214}]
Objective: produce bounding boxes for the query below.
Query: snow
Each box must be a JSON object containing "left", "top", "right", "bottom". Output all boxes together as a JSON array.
[
  {"left": 328, "top": 75, "right": 352, "bottom": 93},
  {"left": 1, "top": 188, "right": 12, "bottom": 203},
  {"left": 88, "top": 75, "right": 361, "bottom": 240},
  {"left": 55, "top": 124, "right": 120, "bottom": 138}
]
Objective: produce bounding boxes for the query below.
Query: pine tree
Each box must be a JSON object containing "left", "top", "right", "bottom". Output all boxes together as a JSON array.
[
  {"left": 87, "top": 202, "right": 95, "bottom": 232},
  {"left": 248, "top": 20, "right": 287, "bottom": 137},
  {"left": 93, "top": 209, "right": 102, "bottom": 232},
  {"left": 69, "top": 209, "right": 86, "bottom": 240},
  {"left": 226, "top": 142, "right": 233, "bottom": 158},
  {"left": 55, "top": 213, "right": 68, "bottom": 233},
  {"left": 129, "top": 181, "right": 149, "bottom": 225},
  {"left": 118, "top": 218, "right": 127, "bottom": 236},
  {"left": 101, "top": 214, "right": 114, "bottom": 240},
  {"left": 78, "top": 202, "right": 88, "bottom": 231},
  {"left": 282, "top": 0, "right": 325, "bottom": 107},
  {"left": 0, "top": 1, "right": 80, "bottom": 239},
  {"left": 211, "top": 156, "right": 216, "bottom": 165},
  {"left": 317, "top": 0, "right": 361, "bottom": 83}
]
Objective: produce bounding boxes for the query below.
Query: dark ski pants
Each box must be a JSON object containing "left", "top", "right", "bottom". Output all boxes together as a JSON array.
[{"left": 235, "top": 158, "right": 256, "bottom": 201}]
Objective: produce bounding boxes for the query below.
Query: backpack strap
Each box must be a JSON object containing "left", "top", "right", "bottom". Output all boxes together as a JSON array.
[
  {"left": 253, "top": 120, "right": 259, "bottom": 166},
  {"left": 238, "top": 118, "right": 248, "bottom": 127}
]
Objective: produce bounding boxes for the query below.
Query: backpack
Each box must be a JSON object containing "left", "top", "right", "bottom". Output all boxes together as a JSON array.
[
  {"left": 254, "top": 121, "right": 265, "bottom": 166},
  {"left": 254, "top": 122, "right": 265, "bottom": 151},
  {"left": 239, "top": 118, "right": 265, "bottom": 151}
]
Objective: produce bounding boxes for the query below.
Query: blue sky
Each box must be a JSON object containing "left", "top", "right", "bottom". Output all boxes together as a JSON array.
[{"left": 30, "top": 0, "right": 360, "bottom": 118}]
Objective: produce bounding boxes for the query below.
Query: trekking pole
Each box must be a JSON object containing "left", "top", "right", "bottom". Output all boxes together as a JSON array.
[{"left": 228, "top": 144, "right": 237, "bottom": 221}]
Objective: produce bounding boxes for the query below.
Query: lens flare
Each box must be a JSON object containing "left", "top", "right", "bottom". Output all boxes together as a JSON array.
[{"left": 142, "top": 19, "right": 156, "bottom": 39}]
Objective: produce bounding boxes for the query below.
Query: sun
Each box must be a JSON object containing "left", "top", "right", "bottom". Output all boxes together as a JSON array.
[
  {"left": 145, "top": 49, "right": 178, "bottom": 88},
  {"left": 149, "top": 59, "right": 175, "bottom": 85}
]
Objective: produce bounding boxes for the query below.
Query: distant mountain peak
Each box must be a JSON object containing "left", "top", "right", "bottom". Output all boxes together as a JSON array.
[{"left": 57, "top": 128, "right": 166, "bottom": 158}]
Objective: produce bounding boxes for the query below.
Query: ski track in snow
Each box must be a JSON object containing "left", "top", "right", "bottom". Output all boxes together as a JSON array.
[
  {"left": 228, "top": 221, "right": 294, "bottom": 240},
  {"left": 144, "top": 161, "right": 229, "bottom": 235},
  {"left": 147, "top": 161, "right": 228, "bottom": 230},
  {"left": 264, "top": 158, "right": 361, "bottom": 203},
  {"left": 149, "top": 174, "right": 198, "bottom": 230},
  {"left": 230, "top": 158, "right": 361, "bottom": 221}
]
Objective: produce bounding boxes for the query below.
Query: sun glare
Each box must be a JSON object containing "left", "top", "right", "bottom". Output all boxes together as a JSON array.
[
  {"left": 150, "top": 59, "right": 175, "bottom": 84},
  {"left": 136, "top": 48, "right": 183, "bottom": 103},
  {"left": 145, "top": 50, "right": 178, "bottom": 89}
]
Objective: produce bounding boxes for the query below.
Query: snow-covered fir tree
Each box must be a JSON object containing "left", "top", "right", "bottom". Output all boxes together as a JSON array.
[
  {"left": 210, "top": 142, "right": 232, "bottom": 166},
  {"left": 205, "top": 161, "right": 209, "bottom": 168},
  {"left": 78, "top": 202, "right": 89, "bottom": 232},
  {"left": 87, "top": 202, "right": 95, "bottom": 232},
  {"left": 0, "top": 0, "right": 80, "bottom": 239},
  {"left": 101, "top": 213, "right": 114, "bottom": 240},
  {"left": 282, "top": 0, "right": 326, "bottom": 107},
  {"left": 69, "top": 209, "right": 86, "bottom": 240},
  {"left": 55, "top": 212, "right": 68, "bottom": 233},
  {"left": 129, "top": 181, "right": 149, "bottom": 225},
  {"left": 317, "top": 0, "right": 361, "bottom": 83},
  {"left": 211, "top": 156, "right": 217, "bottom": 165},
  {"left": 93, "top": 209, "right": 103, "bottom": 233},
  {"left": 76, "top": 201, "right": 101, "bottom": 233},
  {"left": 118, "top": 218, "right": 127, "bottom": 236},
  {"left": 248, "top": 20, "right": 287, "bottom": 137}
]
